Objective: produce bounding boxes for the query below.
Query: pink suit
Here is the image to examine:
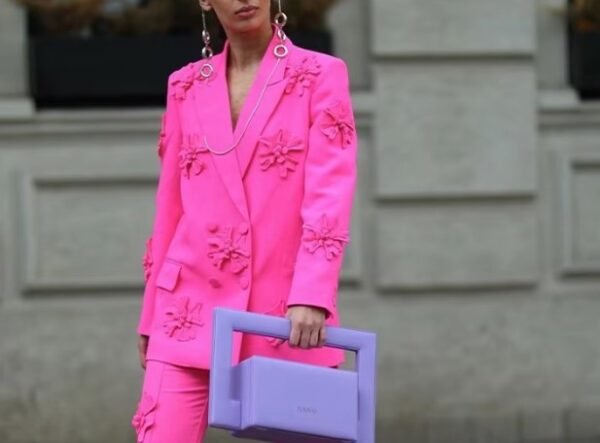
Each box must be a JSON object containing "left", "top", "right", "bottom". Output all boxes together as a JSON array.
[{"left": 132, "top": 29, "right": 357, "bottom": 442}]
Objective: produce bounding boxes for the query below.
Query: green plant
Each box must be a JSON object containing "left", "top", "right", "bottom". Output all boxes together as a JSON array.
[
  {"left": 570, "top": 0, "right": 600, "bottom": 30},
  {"left": 107, "top": 0, "right": 339, "bottom": 36},
  {"left": 14, "top": 0, "right": 338, "bottom": 36},
  {"left": 96, "top": 0, "right": 174, "bottom": 36},
  {"left": 14, "top": 0, "right": 103, "bottom": 34},
  {"left": 281, "top": 0, "right": 338, "bottom": 31}
]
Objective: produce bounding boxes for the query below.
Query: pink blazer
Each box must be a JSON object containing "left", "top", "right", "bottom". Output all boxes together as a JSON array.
[{"left": 138, "top": 29, "right": 357, "bottom": 370}]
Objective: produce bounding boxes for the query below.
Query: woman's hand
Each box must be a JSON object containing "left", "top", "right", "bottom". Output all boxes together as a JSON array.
[
  {"left": 285, "top": 305, "right": 327, "bottom": 349},
  {"left": 137, "top": 335, "right": 149, "bottom": 369}
]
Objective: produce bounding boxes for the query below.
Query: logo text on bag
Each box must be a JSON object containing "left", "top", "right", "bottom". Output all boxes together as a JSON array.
[{"left": 296, "top": 405, "right": 318, "bottom": 415}]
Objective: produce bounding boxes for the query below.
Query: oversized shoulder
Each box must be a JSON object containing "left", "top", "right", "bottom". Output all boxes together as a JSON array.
[
  {"left": 288, "top": 46, "right": 349, "bottom": 80},
  {"left": 163, "top": 58, "right": 217, "bottom": 102},
  {"left": 166, "top": 60, "right": 202, "bottom": 86}
]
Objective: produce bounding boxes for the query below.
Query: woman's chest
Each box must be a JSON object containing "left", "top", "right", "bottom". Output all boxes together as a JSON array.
[
  {"left": 177, "top": 61, "right": 313, "bottom": 150},
  {"left": 227, "top": 69, "right": 257, "bottom": 131}
]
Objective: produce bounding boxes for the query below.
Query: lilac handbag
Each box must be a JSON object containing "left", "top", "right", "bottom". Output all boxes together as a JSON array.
[{"left": 208, "top": 307, "right": 376, "bottom": 443}]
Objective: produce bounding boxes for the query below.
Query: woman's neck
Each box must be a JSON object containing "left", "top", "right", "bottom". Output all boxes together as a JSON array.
[{"left": 225, "top": 24, "right": 273, "bottom": 71}]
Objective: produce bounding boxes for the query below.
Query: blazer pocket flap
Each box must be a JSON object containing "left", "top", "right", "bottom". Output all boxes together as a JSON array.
[{"left": 155, "top": 260, "right": 182, "bottom": 292}]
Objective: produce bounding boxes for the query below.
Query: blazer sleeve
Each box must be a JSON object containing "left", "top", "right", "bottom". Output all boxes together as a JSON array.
[
  {"left": 285, "top": 57, "right": 358, "bottom": 318},
  {"left": 137, "top": 72, "right": 183, "bottom": 336}
]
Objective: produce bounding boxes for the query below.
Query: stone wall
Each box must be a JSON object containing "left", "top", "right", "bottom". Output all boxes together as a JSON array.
[{"left": 2, "top": 1, "right": 600, "bottom": 442}]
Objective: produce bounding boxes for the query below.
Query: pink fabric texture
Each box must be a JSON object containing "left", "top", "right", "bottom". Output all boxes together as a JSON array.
[
  {"left": 131, "top": 360, "right": 210, "bottom": 443},
  {"left": 137, "top": 28, "right": 357, "bottom": 370}
]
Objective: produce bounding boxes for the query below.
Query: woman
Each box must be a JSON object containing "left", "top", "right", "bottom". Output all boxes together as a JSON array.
[{"left": 131, "top": 0, "right": 357, "bottom": 441}]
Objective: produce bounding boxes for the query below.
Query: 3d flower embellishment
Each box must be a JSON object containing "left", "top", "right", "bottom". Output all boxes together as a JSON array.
[
  {"left": 171, "top": 62, "right": 214, "bottom": 100},
  {"left": 142, "top": 237, "right": 153, "bottom": 282},
  {"left": 284, "top": 56, "right": 321, "bottom": 97},
  {"left": 207, "top": 226, "right": 250, "bottom": 274},
  {"left": 163, "top": 296, "right": 204, "bottom": 341},
  {"left": 157, "top": 113, "right": 167, "bottom": 159},
  {"left": 170, "top": 64, "right": 197, "bottom": 101},
  {"left": 302, "top": 214, "right": 350, "bottom": 261},
  {"left": 320, "top": 100, "right": 355, "bottom": 149},
  {"left": 257, "top": 129, "right": 304, "bottom": 178},
  {"left": 131, "top": 392, "right": 157, "bottom": 443},
  {"left": 179, "top": 134, "right": 209, "bottom": 178}
]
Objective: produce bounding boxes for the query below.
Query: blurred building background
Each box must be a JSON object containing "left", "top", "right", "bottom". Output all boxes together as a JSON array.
[{"left": 2, "top": 0, "right": 600, "bottom": 442}]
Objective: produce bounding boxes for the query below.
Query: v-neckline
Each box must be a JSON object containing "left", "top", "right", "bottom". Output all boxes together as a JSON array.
[
  {"left": 220, "top": 28, "right": 278, "bottom": 141},
  {"left": 226, "top": 66, "right": 257, "bottom": 135}
]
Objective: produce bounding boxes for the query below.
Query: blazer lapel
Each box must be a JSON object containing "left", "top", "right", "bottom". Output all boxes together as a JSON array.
[
  {"left": 189, "top": 31, "right": 294, "bottom": 220},
  {"left": 235, "top": 37, "right": 292, "bottom": 179},
  {"left": 191, "top": 43, "right": 249, "bottom": 219}
]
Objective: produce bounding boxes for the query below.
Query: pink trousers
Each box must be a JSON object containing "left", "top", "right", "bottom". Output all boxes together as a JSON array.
[
  {"left": 131, "top": 359, "right": 210, "bottom": 443},
  {"left": 131, "top": 358, "right": 340, "bottom": 442}
]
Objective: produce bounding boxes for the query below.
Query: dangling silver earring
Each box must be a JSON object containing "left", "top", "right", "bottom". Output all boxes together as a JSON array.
[
  {"left": 273, "top": 0, "right": 288, "bottom": 58},
  {"left": 200, "top": 9, "right": 215, "bottom": 79}
]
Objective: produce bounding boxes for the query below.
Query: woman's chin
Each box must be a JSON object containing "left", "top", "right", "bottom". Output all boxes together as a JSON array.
[{"left": 226, "top": 17, "right": 269, "bottom": 34}]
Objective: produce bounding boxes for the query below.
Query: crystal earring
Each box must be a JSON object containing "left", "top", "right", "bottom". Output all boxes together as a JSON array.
[
  {"left": 273, "top": 0, "right": 288, "bottom": 58},
  {"left": 200, "top": 9, "right": 215, "bottom": 79}
]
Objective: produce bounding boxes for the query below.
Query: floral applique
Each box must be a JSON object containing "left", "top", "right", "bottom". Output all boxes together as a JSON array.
[
  {"left": 131, "top": 392, "right": 157, "bottom": 443},
  {"left": 320, "top": 100, "right": 355, "bottom": 149},
  {"left": 207, "top": 226, "right": 250, "bottom": 275},
  {"left": 302, "top": 214, "right": 350, "bottom": 261},
  {"left": 264, "top": 299, "right": 287, "bottom": 348},
  {"left": 142, "top": 237, "right": 153, "bottom": 282},
  {"left": 163, "top": 296, "right": 204, "bottom": 341},
  {"left": 257, "top": 129, "right": 304, "bottom": 178},
  {"left": 157, "top": 113, "right": 167, "bottom": 159},
  {"left": 171, "top": 62, "right": 214, "bottom": 101},
  {"left": 170, "top": 63, "right": 197, "bottom": 101},
  {"left": 284, "top": 56, "right": 321, "bottom": 97},
  {"left": 179, "top": 134, "right": 209, "bottom": 178}
]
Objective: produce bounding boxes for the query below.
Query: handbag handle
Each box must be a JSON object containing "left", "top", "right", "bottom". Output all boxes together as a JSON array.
[{"left": 208, "top": 307, "right": 376, "bottom": 443}]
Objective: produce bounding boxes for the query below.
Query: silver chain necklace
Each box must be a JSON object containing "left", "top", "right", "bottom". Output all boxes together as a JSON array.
[{"left": 203, "top": 56, "right": 283, "bottom": 156}]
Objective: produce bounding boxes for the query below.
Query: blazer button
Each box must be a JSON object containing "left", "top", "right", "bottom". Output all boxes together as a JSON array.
[
  {"left": 206, "top": 222, "right": 218, "bottom": 233},
  {"left": 239, "top": 276, "right": 249, "bottom": 289},
  {"left": 208, "top": 278, "right": 221, "bottom": 288},
  {"left": 238, "top": 222, "right": 249, "bottom": 234}
]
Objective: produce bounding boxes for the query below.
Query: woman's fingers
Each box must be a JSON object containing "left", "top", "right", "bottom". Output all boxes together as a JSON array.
[
  {"left": 286, "top": 305, "right": 327, "bottom": 349},
  {"left": 289, "top": 323, "right": 313, "bottom": 348},
  {"left": 309, "top": 327, "right": 321, "bottom": 348},
  {"left": 300, "top": 326, "right": 312, "bottom": 349},
  {"left": 318, "top": 325, "right": 327, "bottom": 348},
  {"left": 289, "top": 322, "right": 301, "bottom": 348},
  {"left": 300, "top": 324, "right": 325, "bottom": 349}
]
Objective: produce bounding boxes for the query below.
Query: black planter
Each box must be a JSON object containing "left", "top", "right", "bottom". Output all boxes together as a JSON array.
[
  {"left": 28, "top": 31, "right": 333, "bottom": 108},
  {"left": 287, "top": 29, "right": 333, "bottom": 57},
  {"left": 29, "top": 35, "right": 209, "bottom": 107},
  {"left": 568, "top": 27, "right": 600, "bottom": 100}
]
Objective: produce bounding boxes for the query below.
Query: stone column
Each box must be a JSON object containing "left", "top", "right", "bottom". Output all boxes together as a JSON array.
[
  {"left": 370, "top": 0, "right": 539, "bottom": 291},
  {"left": 0, "top": 1, "right": 34, "bottom": 119},
  {"left": 536, "top": 0, "right": 579, "bottom": 107},
  {"left": 327, "top": 0, "right": 371, "bottom": 89}
]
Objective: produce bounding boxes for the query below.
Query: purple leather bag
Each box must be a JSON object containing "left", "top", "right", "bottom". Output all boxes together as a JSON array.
[{"left": 208, "top": 308, "right": 377, "bottom": 443}]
